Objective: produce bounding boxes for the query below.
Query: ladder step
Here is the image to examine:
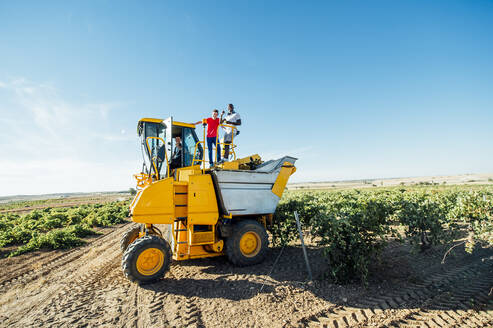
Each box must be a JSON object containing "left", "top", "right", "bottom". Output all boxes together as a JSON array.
[
  {"left": 175, "top": 204, "right": 186, "bottom": 207},
  {"left": 177, "top": 241, "right": 188, "bottom": 244},
  {"left": 175, "top": 229, "right": 187, "bottom": 232}
]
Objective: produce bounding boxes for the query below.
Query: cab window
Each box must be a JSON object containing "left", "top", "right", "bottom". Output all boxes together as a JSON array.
[{"left": 182, "top": 127, "right": 202, "bottom": 167}]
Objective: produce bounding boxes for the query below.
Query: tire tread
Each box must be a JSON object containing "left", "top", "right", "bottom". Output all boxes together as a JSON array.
[
  {"left": 226, "top": 219, "right": 269, "bottom": 267},
  {"left": 121, "top": 235, "right": 172, "bottom": 284}
]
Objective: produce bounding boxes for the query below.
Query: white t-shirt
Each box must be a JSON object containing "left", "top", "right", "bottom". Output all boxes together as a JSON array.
[{"left": 222, "top": 111, "right": 241, "bottom": 141}]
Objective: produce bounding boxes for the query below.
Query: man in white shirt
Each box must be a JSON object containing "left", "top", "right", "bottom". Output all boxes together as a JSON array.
[{"left": 221, "top": 104, "right": 241, "bottom": 161}]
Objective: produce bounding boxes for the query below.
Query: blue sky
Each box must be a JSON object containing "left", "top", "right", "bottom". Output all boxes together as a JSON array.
[{"left": 0, "top": 1, "right": 492, "bottom": 196}]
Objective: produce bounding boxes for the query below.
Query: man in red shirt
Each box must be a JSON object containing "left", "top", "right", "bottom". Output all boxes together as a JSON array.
[{"left": 193, "top": 109, "right": 222, "bottom": 166}]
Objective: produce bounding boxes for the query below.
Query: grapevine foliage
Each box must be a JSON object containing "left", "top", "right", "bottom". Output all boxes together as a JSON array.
[
  {"left": 0, "top": 201, "right": 130, "bottom": 256},
  {"left": 273, "top": 186, "right": 493, "bottom": 284}
]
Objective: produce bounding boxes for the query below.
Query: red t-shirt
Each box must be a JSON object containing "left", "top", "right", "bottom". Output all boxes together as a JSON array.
[{"left": 206, "top": 117, "right": 220, "bottom": 138}]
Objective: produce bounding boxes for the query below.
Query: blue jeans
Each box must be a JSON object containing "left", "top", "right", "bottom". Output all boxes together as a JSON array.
[{"left": 207, "top": 137, "right": 221, "bottom": 166}]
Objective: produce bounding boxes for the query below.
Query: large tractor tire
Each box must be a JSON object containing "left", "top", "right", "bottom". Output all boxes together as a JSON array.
[
  {"left": 122, "top": 235, "right": 172, "bottom": 284},
  {"left": 226, "top": 219, "right": 269, "bottom": 267},
  {"left": 120, "top": 225, "right": 141, "bottom": 252}
]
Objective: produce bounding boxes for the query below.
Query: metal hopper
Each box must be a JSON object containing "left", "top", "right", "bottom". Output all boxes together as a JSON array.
[{"left": 211, "top": 156, "right": 297, "bottom": 216}]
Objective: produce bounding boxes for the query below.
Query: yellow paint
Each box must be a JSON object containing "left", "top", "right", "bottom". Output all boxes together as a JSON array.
[
  {"left": 187, "top": 174, "right": 219, "bottom": 225},
  {"left": 192, "top": 139, "right": 207, "bottom": 173},
  {"left": 204, "top": 239, "right": 224, "bottom": 253},
  {"left": 172, "top": 220, "right": 225, "bottom": 260},
  {"left": 271, "top": 162, "right": 297, "bottom": 198},
  {"left": 136, "top": 247, "right": 164, "bottom": 276},
  {"left": 131, "top": 177, "right": 175, "bottom": 224},
  {"left": 131, "top": 117, "right": 296, "bottom": 264},
  {"left": 174, "top": 193, "right": 187, "bottom": 206},
  {"left": 217, "top": 154, "right": 262, "bottom": 171},
  {"left": 146, "top": 136, "right": 168, "bottom": 179},
  {"left": 134, "top": 173, "right": 152, "bottom": 189},
  {"left": 177, "top": 165, "right": 202, "bottom": 182},
  {"left": 189, "top": 227, "right": 215, "bottom": 245},
  {"left": 139, "top": 118, "right": 163, "bottom": 124},
  {"left": 221, "top": 161, "right": 239, "bottom": 170},
  {"left": 212, "top": 239, "right": 224, "bottom": 252},
  {"left": 172, "top": 220, "right": 188, "bottom": 256},
  {"left": 129, "top": 189, "right": 143, "bottom": 213},
  {"left": 174, "top": 182, "right": 188, "bottom": 218},
  {"left": 174, "top": 121, "right": 196, "bottom": 128},
  {"left": 236, "top": 154, "right": 261, "bottom": 165},
  {"left": 173, "top": 182, "right": 188, "bottom": 193},
  {"left": 239, "top": 231, "right": 261, "bottom": 257},
  {"left": 173, "top": 246, "right": 224, "bottom": 261}
]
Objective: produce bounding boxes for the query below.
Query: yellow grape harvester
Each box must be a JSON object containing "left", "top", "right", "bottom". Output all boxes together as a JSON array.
[{"left": 121, "top": 117, "right": 296, "bottom": 283}]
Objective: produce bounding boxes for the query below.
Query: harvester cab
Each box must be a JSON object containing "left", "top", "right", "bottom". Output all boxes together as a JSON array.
[
  {"left": 136, "top": 117, "right": 203, "bottom": 182},
  {"left": 122, "top": 116, "right": 297, "bottom": 284}
]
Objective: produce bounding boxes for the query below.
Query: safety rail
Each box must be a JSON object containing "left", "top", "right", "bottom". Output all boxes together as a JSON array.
[
  {"left": 192, "top": 122, "right": 238, "bottom": 173},
  {"left": 133, "top": 172, "right": 152, "bottom": 189},
  {"left": 145, "top": 136, "right": 169, "bottom": 179},
  {"left": 216, "top": 123, "right": 238, "bottom": 162}
]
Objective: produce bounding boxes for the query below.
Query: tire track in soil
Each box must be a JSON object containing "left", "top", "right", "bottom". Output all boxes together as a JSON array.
[
  {"left": 1, "top": 220, "right": 201, "bottom": 328},
  {"left": 0, "top": 223, "right": 131, "bottom": 293},
  {"left": 2, "top": 222, "right": 491, "bottom": 328},
  {"left": 145, "top": 283, "right": 170, "bottom": 327},
  {"left": 142, "top": 225, "right": 204, "bottom": 327},
  {"left": 162, "top": 265, "right": 205, "bottom": 328},
  {"left": 385, "top": 265, "right": 493, "bottom": 328},
  {"left": 302, "top": 254, "right": 493, "bottom": 328},
  {"left": 0, "top": 223, "right": 162, "bottom": 328},
  {"left": 37, "top": 250, "right": 122, "bottom": 327},
  {"left": 2, "top": 244, "right": 122, "bottom": 327}
]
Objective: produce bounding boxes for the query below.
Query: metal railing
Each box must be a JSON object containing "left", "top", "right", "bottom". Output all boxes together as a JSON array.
[
  {"left": 192, "top": 122, "right": 238, "bottom": 172},
  {"left": 145, "top": 136, "right": 169, "bottom": 179}
]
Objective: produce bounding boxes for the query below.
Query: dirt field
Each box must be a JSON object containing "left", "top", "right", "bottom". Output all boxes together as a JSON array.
[
  {"left": 0, "top": 222, "right": 491, "bottom": 328},
  {"left": 0, "top": 194, "right": 129, "bottom": 215},
  {"left": 288, "top": 173, "right": 493, "bottom": 190}
]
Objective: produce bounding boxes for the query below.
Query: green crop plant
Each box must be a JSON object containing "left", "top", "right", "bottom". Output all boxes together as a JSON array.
[
  {"left": 273, "top": 185, "right": 493, "bottom": 284},
  {"left": 0, "top": 201, "right": 130, "bottom": 256}
]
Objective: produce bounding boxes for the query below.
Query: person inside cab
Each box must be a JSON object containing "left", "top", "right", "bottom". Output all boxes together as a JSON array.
[{"left": 169, "top": 136, "right": 182, "bottom": 171}]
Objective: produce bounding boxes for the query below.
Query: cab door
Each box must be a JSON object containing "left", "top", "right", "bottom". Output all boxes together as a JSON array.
[{"left": 163, "top": 117, "right": 173, "bottom": 168}]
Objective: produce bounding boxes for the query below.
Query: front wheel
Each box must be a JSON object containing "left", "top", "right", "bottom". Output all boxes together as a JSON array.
[
  {"left": 122, "top": 235, "right": 172, "bottom": 284},
  {"left": 226, "top": 220, "right": 269, "bottom": 267},
  {"left": 120, "top": 225, "right": 141, "bottom": 252}
]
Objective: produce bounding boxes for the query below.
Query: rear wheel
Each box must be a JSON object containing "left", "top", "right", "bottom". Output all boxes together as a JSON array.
[
  {"left": 226, "top": 220, "right": 269, "bottom": 266},
  {"left": 120, "top": 225, "right": 141, "bottom": 252},
  {"left": 122, "top": 235, "right": 172, "bottom": 284}
]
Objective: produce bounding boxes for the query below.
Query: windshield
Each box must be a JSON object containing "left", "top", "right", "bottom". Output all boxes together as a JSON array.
[{"left": 141, "top": 122, "right": 166, "bottom": 178}]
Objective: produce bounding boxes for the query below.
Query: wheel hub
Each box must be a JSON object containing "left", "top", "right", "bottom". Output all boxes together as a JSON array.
[
  {"left": 239, "top": 232, "right": 261, "bottom": 257},
  {"left": 136, "top": 248, "right": 164, "bottom": 275}
]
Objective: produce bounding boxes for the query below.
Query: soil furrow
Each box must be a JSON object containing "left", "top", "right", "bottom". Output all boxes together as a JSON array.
[
  {"left": 0, "top": 223, "right": 130, "bottom": 292},
  {"left": 0, "top": 221, "right": 492, "bottom": 328},
  {"left": 387, "top": 265, "right": 493, "bottom": 327},
  {"left": 302, "top": 255, "right": 492, "bottom": 328}
]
